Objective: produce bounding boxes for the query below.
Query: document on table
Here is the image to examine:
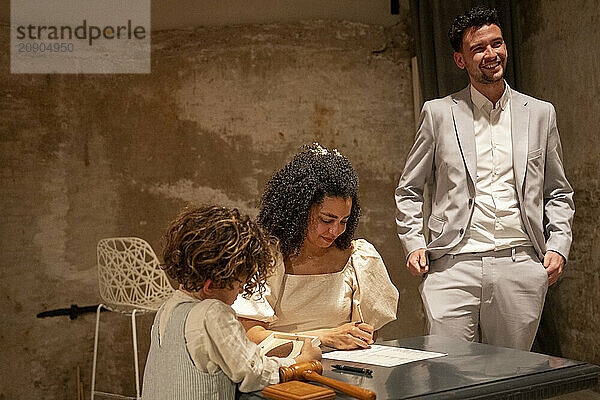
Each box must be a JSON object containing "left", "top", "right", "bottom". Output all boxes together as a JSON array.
[{"left": 323, "top": 344, "right": 446, "bottom": 367}]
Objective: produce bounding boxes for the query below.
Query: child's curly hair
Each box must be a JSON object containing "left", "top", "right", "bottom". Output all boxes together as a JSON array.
[
  {"left": 258, "top": 143, "right": 360, "bottom": 257},
  {"left": 162, "top": 205, "right": 277, "bottom": 297}
]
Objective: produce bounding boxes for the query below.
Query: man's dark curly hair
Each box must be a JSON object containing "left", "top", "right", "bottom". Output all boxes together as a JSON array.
[
  {"left": 449, "top": 6, "right": 501, "bottom": 52},
  {"left": 162, "top": 205, "right": 277, "bottom": 297},
  {"left": 258, "top": 143, "right": 360, "bottom": 257}
]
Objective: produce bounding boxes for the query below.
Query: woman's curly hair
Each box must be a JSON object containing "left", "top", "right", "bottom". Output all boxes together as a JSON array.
[
  {"left": 258, "top": 143, "right": 360, "bottom": 257},
  {"left": 162, "top": 205, "right": 277, "bottom": 297}
]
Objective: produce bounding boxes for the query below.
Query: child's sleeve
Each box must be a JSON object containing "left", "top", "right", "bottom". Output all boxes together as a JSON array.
[{"left": 188, "top": 300, "right": 295, "bottom": 392}]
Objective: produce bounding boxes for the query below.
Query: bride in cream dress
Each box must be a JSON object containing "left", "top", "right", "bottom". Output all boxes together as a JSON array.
[{"left": 233, "top": 144, "right": 398, "bottom": 350}]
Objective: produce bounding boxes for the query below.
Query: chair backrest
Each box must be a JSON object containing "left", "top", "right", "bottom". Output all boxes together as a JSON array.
[{"left": 97, "top": 237, "right": 174, "bottom": 311}]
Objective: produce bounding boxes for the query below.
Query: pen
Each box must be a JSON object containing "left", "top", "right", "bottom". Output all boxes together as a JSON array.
[
  {"left": 332, "top": 364, "right": 373, "bottom": 375},
  {"left": 356, "top": 302, "right": 365, "bottom": 323}
]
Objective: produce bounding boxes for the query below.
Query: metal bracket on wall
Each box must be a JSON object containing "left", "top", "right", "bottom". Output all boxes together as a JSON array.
[{"left": 37, "top": 304, "right": 106, "bottom": 320}]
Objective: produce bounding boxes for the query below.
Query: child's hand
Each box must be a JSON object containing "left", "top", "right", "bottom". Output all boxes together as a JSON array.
[{"left": 294, "top": 339, "right": 322, "bottom": 363}]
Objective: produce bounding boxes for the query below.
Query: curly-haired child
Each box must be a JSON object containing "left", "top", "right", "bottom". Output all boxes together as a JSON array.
[{"left": 141, "top": 205, "right": 321, "bottom": 400}]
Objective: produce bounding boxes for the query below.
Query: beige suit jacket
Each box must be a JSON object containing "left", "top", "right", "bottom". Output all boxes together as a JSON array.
[{"left": 395, "top": 85, "right": 574, "bottom": 261}]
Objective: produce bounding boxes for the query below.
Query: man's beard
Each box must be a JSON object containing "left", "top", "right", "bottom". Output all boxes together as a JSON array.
[
  {"left": 481, "top": 71, "right": 504, "bottom": 83},
  {"left": 478, "top": 61, "right": 505, "bottom": 84}
]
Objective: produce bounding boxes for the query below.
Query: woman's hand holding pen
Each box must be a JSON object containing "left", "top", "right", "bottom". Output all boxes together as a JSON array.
[{"left": 319, "top": 322, "right": 374, "bottom": 349}]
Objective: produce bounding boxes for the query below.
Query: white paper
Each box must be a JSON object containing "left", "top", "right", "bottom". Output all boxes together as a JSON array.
[{"left": 323, "top": 344, "right": 446, "bottom": 367}]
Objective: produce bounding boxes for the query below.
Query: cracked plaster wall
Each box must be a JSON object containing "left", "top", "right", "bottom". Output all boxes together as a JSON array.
[
  {"left": 0, "top": 17, "right": 419, "bottom": 399},
  {"left": 513, "top": 0, "right": 600, "bottom": 371}
]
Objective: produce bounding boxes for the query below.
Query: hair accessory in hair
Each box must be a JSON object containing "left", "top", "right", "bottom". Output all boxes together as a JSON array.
[{"left": 309, "top": 142, "right": 343, "bottom": 157}]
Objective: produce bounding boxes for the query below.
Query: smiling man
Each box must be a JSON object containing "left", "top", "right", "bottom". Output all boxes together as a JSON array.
[{"left": 394, "top": 6, "right": 574, "bottom": 350}]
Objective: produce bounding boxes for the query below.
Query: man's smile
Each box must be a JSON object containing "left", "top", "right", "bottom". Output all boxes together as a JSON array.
[{"left": 481, "top": 60, "right": 501, "bottom": 69}]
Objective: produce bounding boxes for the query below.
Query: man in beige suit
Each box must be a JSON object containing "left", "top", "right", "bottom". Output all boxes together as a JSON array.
[{"left": 395, "top": 6, "right": 574, "bottom": 350}]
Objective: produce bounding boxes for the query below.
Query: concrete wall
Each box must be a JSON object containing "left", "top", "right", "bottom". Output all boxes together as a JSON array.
[
  {"left": 0, "top": 15, "right": 420, "bottom": 399},
  {"left": 4, "top": 2, "right": 598, "bottom": 399},
  {"left": 513, "top": 0, "right": 600, "bottom": 369}
]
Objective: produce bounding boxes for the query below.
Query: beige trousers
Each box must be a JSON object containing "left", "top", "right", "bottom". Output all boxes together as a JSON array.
[{"left": 420, "top": 246, "right": 548, "bottom": 350}]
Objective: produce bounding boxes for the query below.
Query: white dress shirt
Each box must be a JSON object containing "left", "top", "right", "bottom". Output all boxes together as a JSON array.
[{"left": 450, "top": 84, "right": 532, "bottom": 254}]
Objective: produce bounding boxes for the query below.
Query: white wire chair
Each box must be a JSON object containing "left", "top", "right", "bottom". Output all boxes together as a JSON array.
[{"left": 91, "top": 237, "right": 174, "bottom": 400}]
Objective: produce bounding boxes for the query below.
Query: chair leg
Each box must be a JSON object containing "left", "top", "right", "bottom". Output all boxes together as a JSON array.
[
  {"left": 131, "top": 309, "right": 141, "bottom": 400},
  {"left": 91, "top": 304, "right": 105, "bottom": 400}
]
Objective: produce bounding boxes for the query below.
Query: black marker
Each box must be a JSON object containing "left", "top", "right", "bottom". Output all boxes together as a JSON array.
[{"left": 332, "top": 364, "right": 373, "bottom": 375}]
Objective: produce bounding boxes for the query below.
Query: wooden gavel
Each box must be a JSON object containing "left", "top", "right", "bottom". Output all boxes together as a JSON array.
[{"left": 279, "top": 360, "right": 376, "bottom": 400}]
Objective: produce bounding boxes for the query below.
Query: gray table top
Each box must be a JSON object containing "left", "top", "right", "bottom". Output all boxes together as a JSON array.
[{"left": 244, "top": 335, "right": 600, "bottom": 399}]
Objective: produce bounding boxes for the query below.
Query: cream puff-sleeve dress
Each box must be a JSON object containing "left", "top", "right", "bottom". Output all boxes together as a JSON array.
[{"left": 232, "top": 239, "right": 398, "bottom": 331}]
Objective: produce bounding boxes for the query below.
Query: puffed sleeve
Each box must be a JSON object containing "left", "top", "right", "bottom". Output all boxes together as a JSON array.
[
  {"left": 232, "top": 252, "right": 285, "bottom": 323},
  {"left": 350, "top": 239, "right": 399, "bottom": 330}
]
